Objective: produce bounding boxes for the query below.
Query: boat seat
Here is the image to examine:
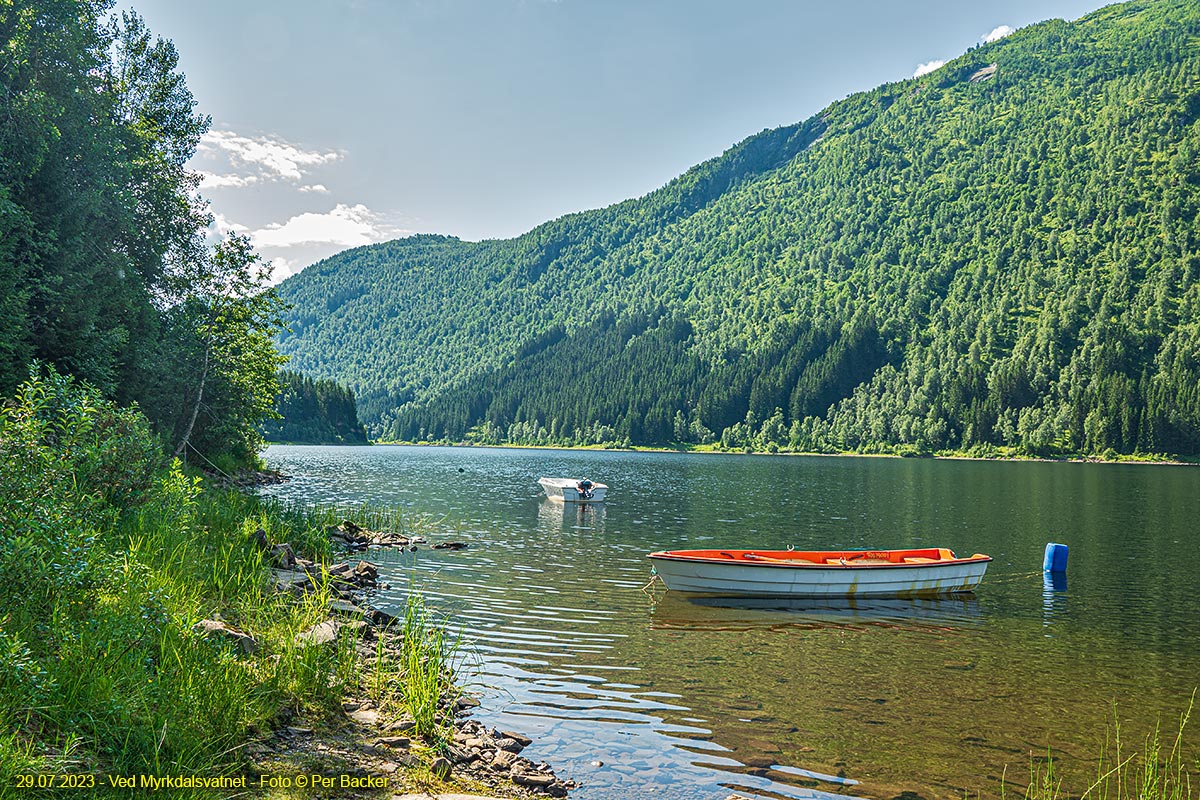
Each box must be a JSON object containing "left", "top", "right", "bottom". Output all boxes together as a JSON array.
[
  {"left": 825, "top": 558, "right": 845, "bottom": 565},
  {"left": 903, "top": 557, "right": 937, "bottom": 564}
]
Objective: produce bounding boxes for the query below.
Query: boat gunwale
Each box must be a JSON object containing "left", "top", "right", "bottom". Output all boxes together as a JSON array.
[{"left": 648, "top": 549, "right": 993, "bottom": 570}]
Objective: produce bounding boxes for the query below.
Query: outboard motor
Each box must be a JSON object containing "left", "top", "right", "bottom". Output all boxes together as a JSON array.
[{"left": 576, "top": 479, "right": 594, "bottom": 500}]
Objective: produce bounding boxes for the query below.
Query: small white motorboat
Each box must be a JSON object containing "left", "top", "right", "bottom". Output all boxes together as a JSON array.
[
  {"left": 648, "top": 547, "right": 991, "bottom": 598},
  {"left": 538, "top": 477, "right": 608, "bottom": 502}
]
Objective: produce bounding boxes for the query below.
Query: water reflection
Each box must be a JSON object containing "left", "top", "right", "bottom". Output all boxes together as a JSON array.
[
  {"left": 262, "top": 445, "right": 1200, "bottom": 800},
  {"left": 650, "top": 593, "right": 983, "bottom": 633},
  {"left": 536, "top": 497, "right": 608, "bottom": 538},
  {"left": 1042, "top": 572, "right": 1067, "bottom": 627}
]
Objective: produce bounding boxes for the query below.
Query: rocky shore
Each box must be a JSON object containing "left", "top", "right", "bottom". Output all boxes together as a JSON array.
[{"left": 197, "top": 520, "right": 574, "bottom": 798}]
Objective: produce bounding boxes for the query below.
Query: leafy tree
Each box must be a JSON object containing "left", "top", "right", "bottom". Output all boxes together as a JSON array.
[{"left": 0, "top": 2, "right": 282, "bottom": 468}]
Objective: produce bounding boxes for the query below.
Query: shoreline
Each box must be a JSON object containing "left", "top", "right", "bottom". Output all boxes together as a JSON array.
[
  {"left": 236, "top": 513, "right": 574, "bottom": 800},
  {"left": 274, "top": 439, "right": 1198, "bottom": 468}
]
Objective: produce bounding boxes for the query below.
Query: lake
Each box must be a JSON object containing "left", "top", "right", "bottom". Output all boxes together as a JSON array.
[{"left": 260, "top": 445, "right": 1200, "bottom": 800}]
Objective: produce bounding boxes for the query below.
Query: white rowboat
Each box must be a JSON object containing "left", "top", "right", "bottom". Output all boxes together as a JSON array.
[{"left": 648, "top": 547, "right": 991, "bottom": 598}]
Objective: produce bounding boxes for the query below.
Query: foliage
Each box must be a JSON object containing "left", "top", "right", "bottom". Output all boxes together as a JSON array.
[
  {"left": 278, "top": 0, "right": 1200, "bottom": 458},
  {"left": 262, "top": 369, "right": 370, "bottom": 444},
  {"left": 0, "top": 2, "right": 283, "bottom": 469},
  {"left": 150, "top": 235, "right": 288, "bottom": 470},
  {"left": 0, "top": 372, "right": 359, "bottom": 788}
]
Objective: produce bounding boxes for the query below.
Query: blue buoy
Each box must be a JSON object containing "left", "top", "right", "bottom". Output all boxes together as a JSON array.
[{"left": 1043, "top": 542, "right": 1069, "bottom": 573}]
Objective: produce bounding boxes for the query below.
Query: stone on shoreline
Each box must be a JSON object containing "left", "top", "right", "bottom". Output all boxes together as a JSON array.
[
  {"left": 269, "top": 542, "right": 296, "bottom": 568},
  {"left": 193, "top": 619, "right": 258, "bottom": 654},
  {"left": 295, "top": 620, "right": 340, "bottom": 647}
]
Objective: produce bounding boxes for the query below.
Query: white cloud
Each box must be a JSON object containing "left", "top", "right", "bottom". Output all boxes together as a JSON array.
[
  {"left": 250, "top": 203, "right": 394, "bottom": 249},
  {"left": 267, "top": 256, "right": 303, "bottom": 282},
  {"left": 982, "top": 25, "right": 1014, "bottom": 43},
  {"left": 210, "top": 212, "right": 249, "bottom": 237},
  {"left": 198, "top": 130, "right": 341, "bottom": 182},
  {"left": 198, "top": 170, "right": 260, "bottom": 190},
  {"left": 298, "top": 183, "right": 329, "bottom": 193},
  {"left": 913, "top": 60, "right": 945, "bottom": 78}
]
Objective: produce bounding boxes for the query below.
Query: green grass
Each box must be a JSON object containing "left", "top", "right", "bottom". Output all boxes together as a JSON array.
[
  {"left": 0, "top": 372, "right": 405, "bottom": 796},
  {"left": 364, "top": 593, "right": 459, "bottom": 746},
  {"left": 1007, "top": 697, "right": 1196, "bottom": 800}
]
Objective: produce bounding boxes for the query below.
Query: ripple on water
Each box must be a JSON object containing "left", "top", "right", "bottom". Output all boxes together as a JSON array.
[{"left": 262, "top": 444, "right": 1200, "bottom": 800}]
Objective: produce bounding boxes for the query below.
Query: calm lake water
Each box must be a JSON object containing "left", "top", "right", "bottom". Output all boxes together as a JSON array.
[{"left": 260, "top": 445, "right": 1200, "bottom": 800}]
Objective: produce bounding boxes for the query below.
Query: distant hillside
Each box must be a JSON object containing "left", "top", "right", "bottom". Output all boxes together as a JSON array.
[
  {"left": 261, "top": 371, "right": 369, "bottom": 445},
  {"left": 277, "top": 0, "right": 1200, "bottom": 458}
]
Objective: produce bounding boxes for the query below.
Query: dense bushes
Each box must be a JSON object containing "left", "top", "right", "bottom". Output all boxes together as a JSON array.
[{"left": 0, "top": 371, "right": 353, "bottom": 789}]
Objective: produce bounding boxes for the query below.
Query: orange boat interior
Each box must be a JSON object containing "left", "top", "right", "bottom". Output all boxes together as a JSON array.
[{"left": 651, "top": 548, "right": 992, "bottom": 566}]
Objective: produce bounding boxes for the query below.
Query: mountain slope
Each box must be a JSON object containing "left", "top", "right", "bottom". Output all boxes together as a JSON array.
[{"left": 277, "top": 0, "right": 1200, "bottom": 457}]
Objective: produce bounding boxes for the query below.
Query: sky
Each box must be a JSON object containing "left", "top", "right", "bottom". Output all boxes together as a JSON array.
[{"left": 124, "top": 0, "right": 1111, "bottom": 283}]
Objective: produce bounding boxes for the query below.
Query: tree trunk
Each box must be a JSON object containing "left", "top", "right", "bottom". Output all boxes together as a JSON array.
[{"left": 174, "top": 344, "right": 209, "bottom": 459}]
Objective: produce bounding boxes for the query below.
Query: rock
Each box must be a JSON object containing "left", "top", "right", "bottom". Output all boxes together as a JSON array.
[
  {"left": 590, "top": 760, "right": 604, "bottom": 767},
  {"left": 455, "top": 696, "right": 481, "bottom": 711},
  {"left": 431, "top": 756, "right": 452, "bottom": 780},
  {"left": 387, "top": 718, "right": 417, "bottom": 733},
  {"left": 432, "top": 541, "right": 468, "bottom": 550},
  {"left": 490, "top": 750, "right": 518, "bottom": 771},
  {"left": 329, "top": 599, "right": 365, "bottom": 616},
  {"left": 513, "top": 772, "right": 555, "bottom": 788},
  {"left": 250, "top": 528, "right": 269, "bottom": 551},
  {"left": 192, "top": 619, "right": 258, "bottom": 654},
  {"left": 342, "top": 701, "right": 361, "bottom": 712},
  {"left": 354, "top": 560, "right": 379, "bottom": 582},
  {"left": 446, "top": 745, "right": 476, "bottom": 764},
  {"left": 496, "top": 737, "right": 522, "bottom": 753},
  {"left": 295, "top": 620, "right": 339, "bottom": 647},
  {"left": 268, "top": 543, "right": 297, "bottom": 568},
  {"left": 272, "top": 568, "right": 313, "bottom": 594},
  {"left": 501, "top": 730, "right": 531, "bottom": 747},
  {"left": 348, "top": 708, "right": 380, "bottom": 726},
  {"left": 372, "top": 736, "right": 408, "bottom": 750},
  {"left": 369, "top": 607, "right": 399, "bottom": 628},
  {"left": 285, "top": 726, "right": 313, "bottom": 736}
]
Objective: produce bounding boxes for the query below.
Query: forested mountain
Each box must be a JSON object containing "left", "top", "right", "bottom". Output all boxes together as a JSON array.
[
  {"left": 277, "top": 0, "right": 1200, "bottom": 458},
  {"left": 262, "top": 371, "right": 369, "bottom": 444}
]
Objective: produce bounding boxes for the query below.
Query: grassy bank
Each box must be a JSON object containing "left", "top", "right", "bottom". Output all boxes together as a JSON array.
[{"left": 0, "top": 372, "right": 463, "bottom": 798}]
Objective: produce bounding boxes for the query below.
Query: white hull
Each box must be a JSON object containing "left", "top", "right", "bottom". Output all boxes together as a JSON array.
[
  {"left": 650, "top": 555, "right": 989, "bottom": 598},
  {"left": 538, "top": 477, "right": 608, "bottom": 502}
]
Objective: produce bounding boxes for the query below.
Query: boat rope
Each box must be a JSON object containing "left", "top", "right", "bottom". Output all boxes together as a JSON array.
[
  {"left": 641, "top": 569, "right": 661, "bottom": 595},
  {"left": 984, "top": 569, "right": 1048, "bottom": 585}
]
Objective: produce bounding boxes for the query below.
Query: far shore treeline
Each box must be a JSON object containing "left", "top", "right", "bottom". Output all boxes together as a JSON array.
[
  {"left": 262, "top": 370, "right": 370, "bottom": 445},
  {"left": 277, "top": 0, "right": 1200, "bottom": 460}
]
